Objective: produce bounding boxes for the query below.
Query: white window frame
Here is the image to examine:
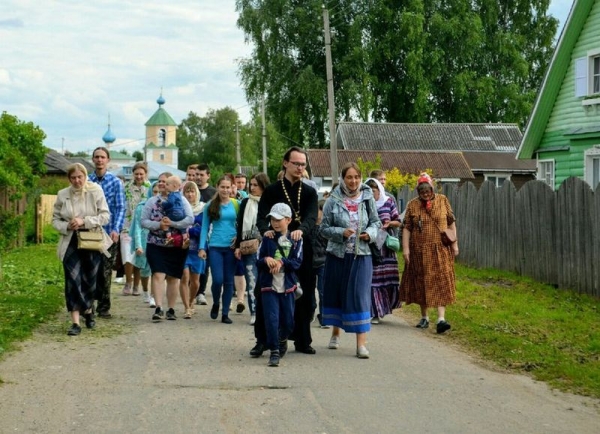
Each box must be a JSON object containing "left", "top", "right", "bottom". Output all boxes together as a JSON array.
[
  {"left": 484, "top": 173, "right": 511, "bottom": 188},
  {"left": 584, "top": 146, "right": 600, "bottom": 189},
  {"left": 575, "top": 49, "right": 600, "bottom": 98},
  {"left": 537, "top": 159, "right": 555, "bottom": 190}
]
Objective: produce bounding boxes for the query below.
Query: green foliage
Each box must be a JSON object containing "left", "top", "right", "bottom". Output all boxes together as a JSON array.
[
  {"left": 386, "top": 168, "right": 433, "bottom": 196},
  {"left": 236, "top": 0, "right": 558, "bottom": 141},
  {"left": 0, "top": 244, "right": 64, "bottom": 358},
  {"left": 356, "top": 155, "right": 382, "bottom": 179},
  {"left": 132, "top": 150, "right": 144, "bottom": 161}
]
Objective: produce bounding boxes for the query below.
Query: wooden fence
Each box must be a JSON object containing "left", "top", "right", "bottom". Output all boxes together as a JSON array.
[
  {"left": 398, "top": 177, "right": 600, "bottom": 298},
  {"left": 0, "top": 187, "right": 27, "bottom": 248},
  {"left": 36, "top": 194, "right": 57, "bottom": 243}
]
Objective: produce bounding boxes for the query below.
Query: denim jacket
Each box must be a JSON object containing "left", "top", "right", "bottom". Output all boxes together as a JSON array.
[{"left": 321, "top": 184, "right": 381, "bottom": 258}]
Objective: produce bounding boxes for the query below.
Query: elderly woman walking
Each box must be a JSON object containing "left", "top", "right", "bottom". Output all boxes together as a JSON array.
[
  {"left": 52, "top": 163, "right": 111, "bottom": 335},
  {"left": 399, "top": 173, "right": 459, "bottom": 334}
]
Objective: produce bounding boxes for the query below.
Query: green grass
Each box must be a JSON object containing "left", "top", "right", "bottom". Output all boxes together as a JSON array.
[
  {"left": 398, "top": 258, "right": 600, "bottom": 398},
  {"left": 0, "top": 244, "right": 64, "bottom": 358}
]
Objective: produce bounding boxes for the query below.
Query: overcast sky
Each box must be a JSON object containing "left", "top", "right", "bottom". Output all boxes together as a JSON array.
[{"left": 1, "top": 0, "right": 572, "bottom": 155}]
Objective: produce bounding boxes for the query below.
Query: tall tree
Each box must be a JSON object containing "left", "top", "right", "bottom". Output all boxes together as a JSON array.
[{"left": 236, "top": 0, "right": 558, "bottom": 141}]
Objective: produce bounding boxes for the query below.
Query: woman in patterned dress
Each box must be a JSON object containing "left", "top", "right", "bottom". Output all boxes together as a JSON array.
[
  {"left": 365, "top": 178, "right": 402, "bottom": 323},
  {"left": 399, "top": 173, "right": 459, "bottom": 334}
]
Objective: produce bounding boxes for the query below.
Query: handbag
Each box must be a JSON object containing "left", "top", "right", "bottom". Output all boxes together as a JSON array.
[
  {"left": 239, "top": 238, "right": 260, "bottom": 255},
  {"left": 385, "top": 234, "right": 400, "bottom": 252},
  {"left": 440, "top": 228, "right": 456, "bottom": 246},
  {"left": 76, "top": 229, "right": 104, "bottom": 251},
  {"left": 369, "top": 242, "right": 384, "bottom": 265}
]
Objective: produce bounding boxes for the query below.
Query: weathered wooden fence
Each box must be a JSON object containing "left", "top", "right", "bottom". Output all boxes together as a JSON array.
[
  {"left": 398, "top": 177, "right": 600, "bottom": 297},
  {"left": 35, "top": 194, "right": 57, "bottom": 243},
  {"left": 0, "top": 187, "right": 27, "bottom": 248}
]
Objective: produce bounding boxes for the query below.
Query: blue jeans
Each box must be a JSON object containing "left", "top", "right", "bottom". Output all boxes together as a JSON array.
[
  {"left": 242, "top": 253, "right": 258, "bottom": 315},
  {"left": 262, "top": 290, "right": 295, "bottom": 351},
  {"left": 208, "top": 247, "right": 236, "bottom": 316}
]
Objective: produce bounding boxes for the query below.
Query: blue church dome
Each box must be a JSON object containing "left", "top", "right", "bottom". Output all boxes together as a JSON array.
[
  {"left": 102, "top": 125, "right": 116, "bottom": 144},
  {"left": 157, "top": 94, "right": 165, "bottom": 106}
]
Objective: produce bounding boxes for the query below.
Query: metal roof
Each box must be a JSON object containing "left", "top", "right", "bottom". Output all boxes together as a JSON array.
[
  {"left": 307, "top": 150, "right": 474, "bottom": 179},
  {"left": 337, "top": 122, "right": 522, "bottom": 152}
]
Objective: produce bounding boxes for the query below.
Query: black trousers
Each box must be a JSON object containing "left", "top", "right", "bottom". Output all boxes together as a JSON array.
[{"left": 96, "top": 242, "right": 118, "bottom": 314}]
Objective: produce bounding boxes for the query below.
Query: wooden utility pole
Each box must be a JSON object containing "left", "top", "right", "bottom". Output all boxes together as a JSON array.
[
  {"left": 261, "top": 95, "right": 267, "bottom": 173},
  {"left": 323, "top": 6, "right": 338, "bottom": 180},
  {"left": 235, "top": 122, "right": 241, "bottom": 173}
]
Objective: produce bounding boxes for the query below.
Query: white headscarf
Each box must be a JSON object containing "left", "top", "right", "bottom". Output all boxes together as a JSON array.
[{"left": 365, "top": 177, "right": 388, "bottom": 209}]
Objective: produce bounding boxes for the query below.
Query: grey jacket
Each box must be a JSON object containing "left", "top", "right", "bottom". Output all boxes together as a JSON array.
[{"left": 321, "top": 184, "right": 381, "bottom": 258}]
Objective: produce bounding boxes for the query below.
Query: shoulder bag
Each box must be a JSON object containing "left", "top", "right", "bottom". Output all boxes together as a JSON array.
[{"left": 76, "top": 229, "right": 104, "bottom": 251}]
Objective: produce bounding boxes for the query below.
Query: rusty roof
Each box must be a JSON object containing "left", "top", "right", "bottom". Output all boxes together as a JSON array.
[
  {"left": 307, "top": 150, "right": 474, "bottom": 179},
  {"left": 337, "top": 122, "right": 522, "bottom": 152}
]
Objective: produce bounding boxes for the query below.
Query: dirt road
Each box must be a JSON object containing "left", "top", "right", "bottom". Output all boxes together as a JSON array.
[{"left": 0, "top": 286, "right": 598, "bottom": 433}]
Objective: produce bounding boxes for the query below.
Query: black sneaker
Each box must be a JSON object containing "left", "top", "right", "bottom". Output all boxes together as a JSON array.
[
  {"left": 166, "top": 308, "right": 176, "bottom": 320},
  {"left": 67, "top": 323, "right": 81, "bottom": 336},
  {"left": 268, "top": 350, "right": 280, "bottom": 367},
  {"left": 210, "top": 304, "right": 219, "bottom": 320},
  {"left": 436, "top": 320, "right": 451, "bottom": 334},
  {"left": 416, "top": 318, "right": 429, "bottom": 329},
  {"left": 279, "top": 339, "right": 288, "bottom": 358},
  {"left": 249, "top": 343, "right": 265, "bottom": 358},
  {"left": 152, "top": 307, "right": 165, "bottom": 321},
  {"left": 221, "top": 315, "right": 232, "bottom": 324},
  {"left": 83, "top": 313, "right": 95, "bottom": 329}
]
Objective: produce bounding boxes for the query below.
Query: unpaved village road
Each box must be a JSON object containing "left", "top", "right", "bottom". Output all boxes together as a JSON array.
[{"left": 0, "top": 285, "right": 598, "bottom": 434}]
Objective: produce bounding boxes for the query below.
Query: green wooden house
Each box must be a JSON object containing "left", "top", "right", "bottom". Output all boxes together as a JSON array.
[{"left": 518, "top": 0, "right": 600, "bottom": 190}]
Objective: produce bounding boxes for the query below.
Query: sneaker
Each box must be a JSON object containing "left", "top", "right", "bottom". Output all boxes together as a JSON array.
[
  {"left": 210, "top": 304, "right": 219, "bottom": 320},
  {"left": 328, "top": 336, "right": 340, "bottom": 349},
  {"left": 236, "top": 302, "right": 245, "bottom": 313},
  {"left": 142, "top": 292, "right": 151, "bottom": 303},
  {"left": 436, "top": 320, "right": 451, "bottom": 334},
  {"left": 67, "top": 323, "right": 82, "bottom": 336},
  {"left": 416, "top": 318, "right": 429, "bottom": 329},
  {"left": 114, "top": 277, "right": 124, "bottom": 284},
  {"left": 122, "top": 284, "right": 132, "bottom": 296},
  {"left": 132, "top": 287, "right": 140, "bottom": 296},
  {"left": 83, "top": 313, "right": 95, "bottom": 329},
  {"left": 184, "top": 308, "right": 192, "bottom": 319},
  {"left": 249, "top": 343, "right": 265, "bottom": 358},
  {"left": 166, "top": 308, "right": 176, "bottom": 320},
  {"left": 371, "top": 317, "right": 380, "bottom": 324},
  {"left": 221, "top": 315, "right": 232, "bottom": 324},
  {"left": 152, "top": 307, "right": 164, "bottom": 321},
  {"left": 356, "top": 345, "right": 370, "bottom": 359},
  {"left": 149, "top": 296, "right": 156, "bottom": 308},
  {"left": 196, "top": 294, "right": 208, "bottom": 305},
  {"left": 268, "top": 350, "right": 280, "bottom": 367},
  {"left": 279, "top": 339, "right": 288, "bottom": 358},
  {"left": 97, "top": 311, "right": 112, "bottom": 319},
  {"left": 250, "top": 315, "right": 256, "bottom": 325}
]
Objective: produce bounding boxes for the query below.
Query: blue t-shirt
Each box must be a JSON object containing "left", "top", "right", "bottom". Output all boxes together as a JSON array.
[{"left": 200, "top": 200, "right": 238, "bottom": 249}]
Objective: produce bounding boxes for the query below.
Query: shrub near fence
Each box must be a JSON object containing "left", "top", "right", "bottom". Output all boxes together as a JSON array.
[{"left": 398, "top": 177, "right": 600, "bottom": 297}]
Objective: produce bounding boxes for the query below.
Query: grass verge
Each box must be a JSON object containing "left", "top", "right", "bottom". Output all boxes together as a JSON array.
[
  {"left": 397, "top": 258, "right": 600, "bottom": 399},
  {"left": 0, "top": 244, "right": 64, "bottom": 359}
]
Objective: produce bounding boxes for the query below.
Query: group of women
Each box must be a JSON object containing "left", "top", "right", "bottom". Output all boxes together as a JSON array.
[{"left": 53, "top": 159, "right": 458, "bottom": 360}]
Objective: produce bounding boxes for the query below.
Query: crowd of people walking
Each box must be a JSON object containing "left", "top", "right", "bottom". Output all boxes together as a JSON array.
[{"left": 52, "top": 146, "right": 459, "bottom": 364}]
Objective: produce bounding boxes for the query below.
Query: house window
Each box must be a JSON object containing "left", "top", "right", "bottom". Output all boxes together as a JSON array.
[
  {"left": 484, "top": 174, "right": 510, "bottom": 187},
  {"left": 537, "top": 159, "right": 555, "bottom": 189},
  {"left": 575, "top": 51, "right": 600, "bottom": 98},
  {"left": 160, "top": 153, "right": 165, "bottom": 161},
  {"left": 584, "top": 147, "right": 600, "bottom": 189}
]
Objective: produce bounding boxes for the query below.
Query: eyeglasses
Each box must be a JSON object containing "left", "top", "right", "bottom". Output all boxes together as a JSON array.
[{"left": 288, "top": 161, "right": 306, "bottom": 168}]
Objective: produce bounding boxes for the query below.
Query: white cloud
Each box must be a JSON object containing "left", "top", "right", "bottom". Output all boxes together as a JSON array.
[{"left": 1, "top": 0, "right": 252, "bottom": 153}]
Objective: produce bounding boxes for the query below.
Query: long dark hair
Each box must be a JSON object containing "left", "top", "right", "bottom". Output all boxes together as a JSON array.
[
  {"left": 251, "top": 172, "right": 270, "bottom": 192},
  {"left": 207, "top": 176, "right": 231, "bottom": 221}
]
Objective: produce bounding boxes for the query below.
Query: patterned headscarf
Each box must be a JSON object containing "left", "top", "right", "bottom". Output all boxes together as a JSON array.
[{"left": 417, "top": 173, "right": 434, "bottom": 212}]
